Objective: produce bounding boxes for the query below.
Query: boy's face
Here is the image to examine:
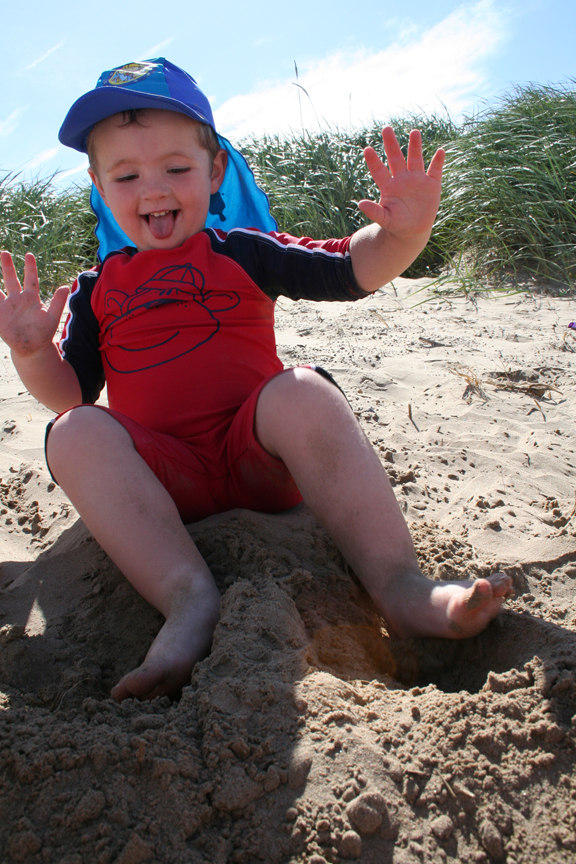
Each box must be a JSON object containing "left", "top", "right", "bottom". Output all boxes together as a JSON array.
[{"left": 88, "top": 109, "right": 226, "bottom": 252}]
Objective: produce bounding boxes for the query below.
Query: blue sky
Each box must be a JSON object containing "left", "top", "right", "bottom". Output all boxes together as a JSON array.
[{"left": 1, "top": 0, "right": 575, "bottom": 185}]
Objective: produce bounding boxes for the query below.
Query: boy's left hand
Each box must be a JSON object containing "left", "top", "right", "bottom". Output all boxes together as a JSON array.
[{"left": 358, "top": 127, "right": 445, "bottom": 241}]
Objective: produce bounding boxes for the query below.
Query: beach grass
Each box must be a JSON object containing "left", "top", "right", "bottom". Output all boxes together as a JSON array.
[
  {"left": 434, "top": 81, "right": 576, "bottom": 291},
  {"left": 0, "top": 174, "right": 98, "bottom": 294},
  {"left": 1, "top": 81, "right": 575, "bottom": 296}
]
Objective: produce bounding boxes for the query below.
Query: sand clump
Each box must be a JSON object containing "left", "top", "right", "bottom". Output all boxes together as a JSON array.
[{"left": 1, "top": 281, "right": 576, "bottom": 863}]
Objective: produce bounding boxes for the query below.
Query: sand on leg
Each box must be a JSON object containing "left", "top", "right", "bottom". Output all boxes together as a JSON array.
[
  {"left": 46, "top": 406, "right": 221, "bottom": 700},
  {"left": 255, "top": 367, "right": 513, "bottom": 640}
]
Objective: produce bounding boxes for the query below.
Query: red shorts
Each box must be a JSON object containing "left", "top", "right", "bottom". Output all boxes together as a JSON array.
[{"left": 47, "top": 371, "right": 303, "bottom": 523}]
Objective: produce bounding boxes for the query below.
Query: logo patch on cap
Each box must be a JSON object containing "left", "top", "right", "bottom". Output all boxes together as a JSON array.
[{"left": 107, "top": 62, "right": 156, "bottom": 86}]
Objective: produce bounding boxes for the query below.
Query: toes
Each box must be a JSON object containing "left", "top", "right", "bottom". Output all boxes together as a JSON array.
[
  {"left": 111, "top": 663, "right": 190, "bottom": 702},
  {"left": 111, "top": 679, "right": 132, "bottom": 702},
  {"left": 488, "top": 571, "right": 515, "bottom": 598},
  {"left": 464, "top": 573, "right": 514, "bottom": 612},
  {"left": 464, "top": 579, "right": 492, "bottom": 611},
  {"left": 111, "top": 666, "right": 167, "bottom": 702}
]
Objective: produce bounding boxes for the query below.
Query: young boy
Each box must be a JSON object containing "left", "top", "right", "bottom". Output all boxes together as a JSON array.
[{"left": 0, "top": 59, "right": 513, "bottom": 702}]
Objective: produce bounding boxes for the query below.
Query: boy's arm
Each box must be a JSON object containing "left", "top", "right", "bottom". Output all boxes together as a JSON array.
[
  {"left": 12, "top": 343, "right": 83, "bottom": 413},
  {"left": 349, "top": 127, "right": 445, "bottom": 293},
  {"left": 0, "top": 252, "right": 82, "bottom": 412}
]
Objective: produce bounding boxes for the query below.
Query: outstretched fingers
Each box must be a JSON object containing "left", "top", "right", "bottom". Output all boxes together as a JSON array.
[
  {"left": 1, "top": 251, "right": 22, "bottom": 297},
  {"left": 47, "top": 285, "right": 70, "bottom": 326},
  {"left": 0, "top": 250, "right": 69, "bottom": 355},
  {"left": 370, "top": 127, "right": 445, "bottom": 182},
  {"left": 406, "top": 129, "right": 425, "bottom": 173},
  {"left": 0, "top": 251, "right": 41, "bottom": 298},
  {"left": 358, "top": 131, "right": 399, "bottom": 228},
  {"left": 362, "top": 126, "right": 445, "bottom": 199},
  {"left": 426, "top": 146, "right": 446, "bottom": 183},
  {"left": 1, "top": 249, "right": 68, "bottom": 325},
  {"left": 381, "top": 125, "right": 408, "bottom": 176},
  {"left": 365, "top": 128, "right": 426, "bottom": 183},
  {"left": 23, "top": 252, "right": 41, "bottom": 295},
  {"left": 363, "top": 144, "right": 391, "bottom": 188},
  {"left": 405, "top": 129, "right": 445, "bottom": 180}
]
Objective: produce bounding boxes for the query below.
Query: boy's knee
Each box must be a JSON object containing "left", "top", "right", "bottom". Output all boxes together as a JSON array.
[
  {"left": 47, "top": 406, "right": 126, "bottom": 467},
  {"left": 49, "top": 404, "right": 96, "bottom": 436},
  {"left": 257, "top": 367, "right": 349, "bottom": 443},
  {"left": 266, "top": 366, "right": 344, "bottom": 407},
  {"left": 47, "top": 406, "right": 95, "bottom": 465}
]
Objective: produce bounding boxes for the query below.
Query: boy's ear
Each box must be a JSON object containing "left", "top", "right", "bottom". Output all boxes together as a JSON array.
[
  {"left": 88, "top": 168, "right": 108, "bottom": 206},
  {"left": 210, "top": 149, "right": 227, "bottom": 194}
]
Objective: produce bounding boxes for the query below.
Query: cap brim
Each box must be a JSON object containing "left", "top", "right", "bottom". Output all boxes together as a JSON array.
[{"left": 58, "top": 87, "right": 213, "bottom": 152}]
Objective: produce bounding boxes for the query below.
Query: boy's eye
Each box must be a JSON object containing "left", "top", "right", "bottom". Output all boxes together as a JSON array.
[
  {"left": 168, "top": 167, "right": 191, "bottom": 175},
  {"left": 115, "top": 173, "right": 138, "bottom": 183}
]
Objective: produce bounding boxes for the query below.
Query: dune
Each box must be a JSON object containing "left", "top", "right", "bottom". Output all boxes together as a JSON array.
[{"left": 1, "top": 279, "right": 575, "bottom": 864}]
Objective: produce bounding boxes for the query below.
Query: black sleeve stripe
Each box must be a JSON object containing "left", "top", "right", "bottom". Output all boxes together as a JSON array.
[
  {"left": 223, "top": 227, "right": 348, "bottom": 258},
  {"left": 204, "top": 227, "right": 367, "bottom": 303},
  {"left": 60, "top": 270, "right": 105, "bottom": 404}
]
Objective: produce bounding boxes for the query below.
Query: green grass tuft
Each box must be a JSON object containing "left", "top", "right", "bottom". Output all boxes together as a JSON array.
[{"left": 435, "top": 81, "right": 576, "bottom": 289}]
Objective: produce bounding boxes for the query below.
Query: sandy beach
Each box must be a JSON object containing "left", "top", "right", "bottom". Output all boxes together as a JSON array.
[{"left": 1, "top": 279, "right": 575, "bottom": 863}]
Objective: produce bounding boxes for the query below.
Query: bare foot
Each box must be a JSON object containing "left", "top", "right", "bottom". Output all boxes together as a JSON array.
[
  {"left": 111, "top": 583, "right": 221, "bottom": 702},
  {"left": 380, "top": 571, "right": 514, "bottom": 641}
]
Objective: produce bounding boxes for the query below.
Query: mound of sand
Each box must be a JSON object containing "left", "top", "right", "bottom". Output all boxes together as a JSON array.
[{"left": 1, "top": 280, "right": 576, "bottom": 863}]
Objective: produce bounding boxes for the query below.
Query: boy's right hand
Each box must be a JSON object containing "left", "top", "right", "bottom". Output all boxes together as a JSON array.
[{"left": 0, "top": 251, "right": 69, "bottom": 357}]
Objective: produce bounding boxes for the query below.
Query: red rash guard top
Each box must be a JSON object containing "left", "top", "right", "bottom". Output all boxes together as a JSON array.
[{"left": 59, "top": 227, "right": 365, "bottom": 441}]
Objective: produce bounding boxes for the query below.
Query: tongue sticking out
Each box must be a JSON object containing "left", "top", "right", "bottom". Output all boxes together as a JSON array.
[{"left": 148, "top": 211, "right": 175, "bottom": 240}]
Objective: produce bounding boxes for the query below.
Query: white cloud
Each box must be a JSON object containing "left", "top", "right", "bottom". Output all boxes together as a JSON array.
[
  {"left": 26, "top": 147, "right": 60, "bottom": 170},
  {"left": 215, "top": 0, "right": 509, "bottom": 139},
  {"left": 137, "top": 38, "right": 174, "bottom": 61},
  {"left": 21, "top": 40, "right": 66, "bottom": 72},
  {"left": 0, "top": 108, "right": 26, "bottom": 138},
  {"left": 57, "top": 160, "right": 90, "bottom": 182}
]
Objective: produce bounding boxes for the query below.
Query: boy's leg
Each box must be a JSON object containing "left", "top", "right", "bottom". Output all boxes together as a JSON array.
[
  {"left": 46, "top": 406, "right": 221, "bottom": 701},
  {"left": 255, "top": 367, "right": 513, "bottom": 640}
]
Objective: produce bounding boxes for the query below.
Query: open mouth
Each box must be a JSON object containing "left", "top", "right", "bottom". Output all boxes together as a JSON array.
[{"left": 144, "top": 209, "right": 178, "bottom": 240}]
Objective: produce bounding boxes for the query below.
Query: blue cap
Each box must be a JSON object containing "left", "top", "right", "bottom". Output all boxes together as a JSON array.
[{"left": 59, "top": 58, "right": 277, "bottom": 260}]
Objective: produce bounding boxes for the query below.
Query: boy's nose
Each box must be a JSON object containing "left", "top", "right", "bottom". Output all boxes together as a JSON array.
[
  {"left": 142, "top": 187, "right": 170, "bottom": 202},
  {"left": 140, "top": 175, "right": 172, "bottom": 201}
]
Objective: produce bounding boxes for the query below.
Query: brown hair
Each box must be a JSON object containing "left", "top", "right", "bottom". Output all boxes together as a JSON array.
[{"left": 87, "top": 108, "right": 222, "bottom": 172}]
